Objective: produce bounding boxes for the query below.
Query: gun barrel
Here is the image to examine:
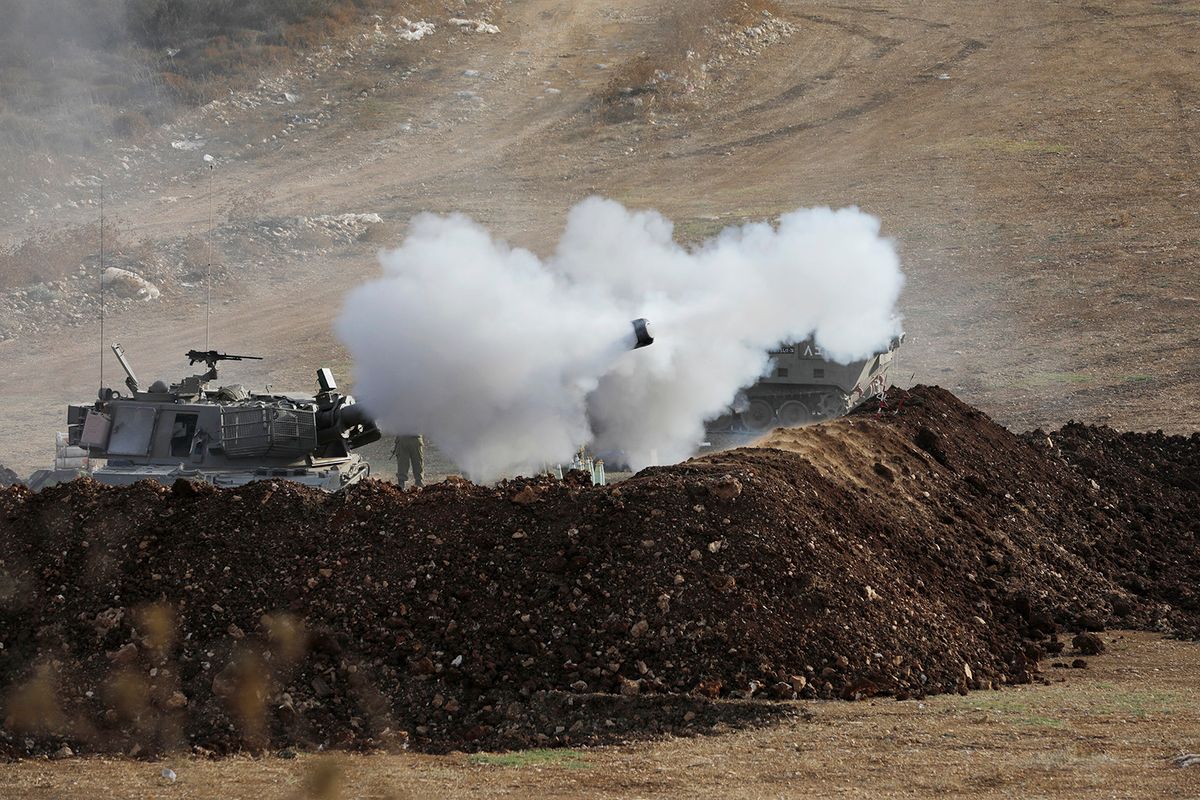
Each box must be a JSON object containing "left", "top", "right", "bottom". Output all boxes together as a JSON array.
[
  {"left": 631, "top": 318, "right": 654, "bottom": 349},
  {"left": 337, "top": 402, "right": 373, "bottom": 430},
  {"left": 185, "top": 349, "right": 265, "bottom": 365},
  {"left": 110, "top": 343, "right": 140, "bottom": 393}
]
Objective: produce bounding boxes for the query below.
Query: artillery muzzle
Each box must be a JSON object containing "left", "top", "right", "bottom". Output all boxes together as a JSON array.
[{"left": 632, "top": 318, "right": 654, "bottom": 349}]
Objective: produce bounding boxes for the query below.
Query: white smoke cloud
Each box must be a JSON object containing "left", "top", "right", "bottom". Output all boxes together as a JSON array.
[{"left": 336, "top": 197, "right": 903, "bottom": 481}]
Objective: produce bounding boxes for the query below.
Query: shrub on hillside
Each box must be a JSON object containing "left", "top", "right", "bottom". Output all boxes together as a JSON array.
[{"left": 127, "top": 0, "right": 341, "bottom": 47}]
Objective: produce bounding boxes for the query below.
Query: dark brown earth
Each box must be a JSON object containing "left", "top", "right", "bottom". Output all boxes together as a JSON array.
[
  {"left": 0, "top": 386, "right": 1196, "bottom": 759},
  {"left": 1038, "top": 423, "right": 1200, "bottom": 638}
]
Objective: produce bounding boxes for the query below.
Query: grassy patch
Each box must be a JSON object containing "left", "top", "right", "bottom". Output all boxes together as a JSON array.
[
  {"left": 949, "top": 137, "right": 1072, "bottom": 156},
  {"left": 674, "top": 216, "right": 739, "bottom": 244},
  {"left": 1082, "top": 686, "right": 1183, "bottom": 719},
  {"left": 468, "top": 749, "right": 589, "bottom": 769},
  {"left": 1012, "top": 371, "right": 1095, "bottom": 389},
  {"left": 1019, "top": 714, "right": 1069, "bottom": 729},
  {"left": 960, "top": 684, "right": 1183, "bottom": 728},
  {"left": 962, "top": 692, "right": 1067, "bottom": 728}
]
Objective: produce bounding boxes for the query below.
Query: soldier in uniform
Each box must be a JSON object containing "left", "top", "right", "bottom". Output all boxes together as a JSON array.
[{"left": 392, "top": 434, "right": 424, "bottom": 489}]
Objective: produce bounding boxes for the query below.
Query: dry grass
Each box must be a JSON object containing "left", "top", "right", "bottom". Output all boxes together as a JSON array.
[
  {"left": 3, "top": 632, "right": 1197, "bottom": 799},
  {"left": 728, "top": 0, "right": 786, "bottom": 26},
  {"left": 0, "top": 220, "right": 194, "bottom": 292},
  {"left": 0, "top": 224, "right": 121, "bottom": 291}
]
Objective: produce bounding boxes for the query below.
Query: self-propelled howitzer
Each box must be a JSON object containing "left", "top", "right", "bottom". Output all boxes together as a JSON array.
[
  {"left": 706, "top": 333, "right": 905, "bottom": 433},
  {"left": 27, "top": 346, "right": 381, "bottom": 491}
]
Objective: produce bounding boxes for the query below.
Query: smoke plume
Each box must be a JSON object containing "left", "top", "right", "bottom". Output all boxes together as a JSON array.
[{"left": 336, "top": 197, "right": 903, "bottom": 481}]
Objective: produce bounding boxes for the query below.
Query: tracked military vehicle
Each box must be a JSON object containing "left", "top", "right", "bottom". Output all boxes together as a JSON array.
[
  {"left": 708, "top": 334, "right": 904, "bottom": 433},
  {"left": 27, "top": 346, "right": 381, "bottom": 491}
]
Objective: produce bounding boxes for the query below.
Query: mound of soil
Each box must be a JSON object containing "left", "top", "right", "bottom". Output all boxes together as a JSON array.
[
  {"left": 1040, "top": 424, "right": 1200, "bottom": 636},
  {"left": 0, "top": 386, "right": 1196, "bottom": 758}
]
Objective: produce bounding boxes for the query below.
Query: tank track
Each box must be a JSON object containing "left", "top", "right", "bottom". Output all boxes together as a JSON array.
[{"left": 704, "top": 389, "right": 848, "bottom": 435}]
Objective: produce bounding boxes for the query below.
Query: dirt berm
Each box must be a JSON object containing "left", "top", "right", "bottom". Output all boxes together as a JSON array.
[{"left": 1, "top": 387, "right": 1196, "bottom": 758}]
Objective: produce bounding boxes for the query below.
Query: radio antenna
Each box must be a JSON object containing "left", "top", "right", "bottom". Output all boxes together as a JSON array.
[
  {"left": 98, "top": 183, "right": 105, "bottom": 394},
  {"left": 205, "top": 160, "right": 214, "bottom": 350}
]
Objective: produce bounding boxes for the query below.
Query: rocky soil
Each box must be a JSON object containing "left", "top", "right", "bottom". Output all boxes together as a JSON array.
[
  {"left": 0, "top": 386, "right": 1196, "bottom": 759},
  {"left": 0, "top": 212, "right": 388, "bottom": 344}
]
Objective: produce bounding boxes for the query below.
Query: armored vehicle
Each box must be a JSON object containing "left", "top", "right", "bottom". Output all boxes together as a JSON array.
[
  {"left": 708, "top": 334, "right": 904, "bottom": 433},
  {"left": 27, "top": 346, "right": 381, "bottom": 491}
]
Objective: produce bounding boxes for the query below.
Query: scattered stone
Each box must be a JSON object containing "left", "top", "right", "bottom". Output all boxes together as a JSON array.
[
  {"left": 210, "top": 662, "right": 239, "bottom": 700},
  {"left": 93, "top": 607, "right": 125, "bottom": 637},
  {"left": 707, "top": 475, "right": 742, "bottom": 502},
  {"left": 1072, "top": 633, "right": 1105, "bottom": 656},
  {"left": 107, "top": 642, "right": 139, "bottom": 666},
  {"left": 449, "top": 18, "right": 500, "bottom": 34},
  {"left": 102, "top": 267, "right": 160, "bottom": 301},
  {"left": 511, "top": 486, "right": 541, "bottom": 506},
  {"left": 163, "top": 691, "right": 189, "bottom": 710},
  {"left": 914, "top": 426, "right": 950, "bottom": 467}
]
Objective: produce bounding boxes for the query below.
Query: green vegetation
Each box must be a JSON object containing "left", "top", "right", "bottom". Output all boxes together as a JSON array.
[
  {"left": 0, "top": 0, "right": 364, "bottom": 55},
  {"left": 974, "top": 137, "right": 1072, "bottom": 156},
  {"left": 1013, "top": 371, "right": 1095, "bottom": 389},
  {"left": 1082, "top": 685, "right": 1183, "bottom": 719},
  {"left": 962, "top": 692, "right": 1069, "bottom": 729},
  {"left": 126, "top": 0, "right": 341, "bottom": 46},
  {"left": 674, "top": 216, "right": 740, "bottom": 244},
  {"left": 956, "top": 684, "right": 1183, "bottom": 730},
  {"left": 940, "top": 136, "right": 1072, "bottom": 157},
  {"left": 468, "top": 749, "right": 590, "bottom": 769}
]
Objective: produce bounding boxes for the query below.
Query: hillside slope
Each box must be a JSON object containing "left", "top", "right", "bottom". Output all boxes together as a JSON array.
[{"left": 0, "top": 0, "right": 1197, "bottom": 474}]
